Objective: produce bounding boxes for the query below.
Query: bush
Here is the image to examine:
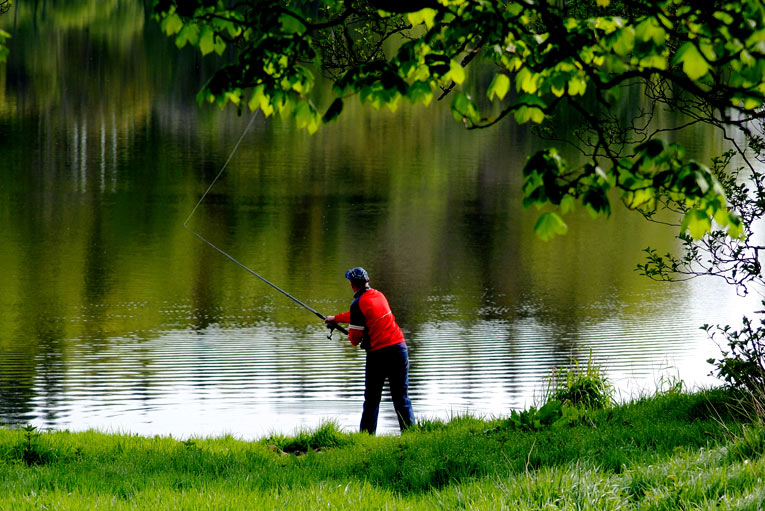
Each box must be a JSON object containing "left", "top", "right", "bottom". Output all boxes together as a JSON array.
[
  {"left": 546, "top": 353, "right": 614, "bottom": 410},
  {"left": 705, "top": 312, "right": 765, "bottom": 419}
]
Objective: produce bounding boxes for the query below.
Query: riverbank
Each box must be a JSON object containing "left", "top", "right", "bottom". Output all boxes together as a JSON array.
[{"left": 1, "top": 388, "right": 763, "bottom": 510}]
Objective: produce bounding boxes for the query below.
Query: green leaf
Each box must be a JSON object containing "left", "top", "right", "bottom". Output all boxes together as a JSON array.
[
  {"left": 611, "top": 27, "right": 635, "bottom": 56},
  {"left": 549, "top": 73, "right": 568, "bottom": 98},
  {"left": 698, "top": 41, "right": 716, "bottom": 62},
  {"left": 514, "top": 106, "right": 531, "bottom": 124},
  {"left": 513, "top": 94, "right": 547, "bottom": 108},
  {"left": 713, "top": 208, "right": 730, "bottom": 228},
  {"left": 322, "top": 98, "right": 344, "bottom": 124},
  {"left": 0, "top": 29, "right": 9, "bottom": 63},
  {"left": 199, "top": 26, "right": 215, "bottom": 56},
  {"left": 560, "top": 195, "right": 575, "bottom": 215},
  {"left": 196, "top": 89, "right": 215, "bottom": 107},
  {"left": 407, "top": 8, "right": 437, "bottom": 30},
  {"left": 161, "top": 13, "right": 184, "bottom": 36},
  {"left": 568, "top": 76, "right": 587, "bottom": 96},
  {"left": 512, "top": 94, "right": 547, "bottom": 124},
  {"left": 625, "top": 188, "right": 655, "bottom": 210},
  {"left": 746, "top": 28, "right": 765, "bottom": 47},
  {"left": 488, "top": 73, "right": 511, "bottom": 101},
  {"left": 175, "top": 23, "right": 200, "bottom": 49},
  {"left": 212, "top": 17, "right": 241, "bottom": 39},
  {"left": 534, "top": 212, "right": 568, "bottom": 241},
  {"left": 727, "top": 215, "right": 743, "bottom": 239},
  {"left": 516, "top": 67, "right": 539, "bottom": 94},
  {"left": 279, "top": 13, "right": 306, "bottom": 35},
  {"left": 635, "top": 17, "right": 666, "bottom": 45},
  {"left": 221, "top": 90, "right": 241, "bottom": 109},
  {"left": 307, "top": 113, "right": 321, "bottom": 134},
  {"left": 450, "top": 92, "right": 479, "bottom": 123},
  {"left": 638, "top": 54, "right": 667, "bottom": 70},
  {"left": 448, "top": 60, "right": 466, "bottom": 85},
  {"left": 407, "top": 81, "right": 434, "bottom": 106},
  {"left": 248, "top": 85, "right": 273, "bottom": 117},
  {"left": 386, "top": 93, "right": 402, "bottom": 113},
  {"left": 213, "top": 34, "right": 226, "bottom": 56},
  {"left": 743, "top": 97, "right": 762, "bottom": 110},
  {"left": 713, "top": 11, "right": 734, "bottom": 25},
  {"left": 583, "top": 188, "right": 611, "bottom": 217},
  {"left": 681, "top": 209, "right": 712, "bottom": 240},
  {"left": 529, "top": 107, "right": 545, "bottom": 123},
  {"left": 294, "top": 101, "right": 313, "bottom": 130},
  {"left": 673, "top": 42, "right": 710, "bottom": 81}
]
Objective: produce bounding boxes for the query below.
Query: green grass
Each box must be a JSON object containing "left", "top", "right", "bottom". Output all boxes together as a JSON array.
[
  {"left": 0, "top": 388, "right": 763, "bottom": 510},
  {"left": 546, "top": 352, "right": 615, "bottom": 410}
]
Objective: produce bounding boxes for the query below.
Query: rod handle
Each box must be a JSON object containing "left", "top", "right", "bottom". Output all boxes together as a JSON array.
[{"left": 326, "top": 321, "right": 348, "bottom": 335}]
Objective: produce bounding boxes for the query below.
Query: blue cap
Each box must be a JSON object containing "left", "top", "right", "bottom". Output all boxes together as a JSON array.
[{"left": 345, "top": 267, "right": 369, "bottom": 282}]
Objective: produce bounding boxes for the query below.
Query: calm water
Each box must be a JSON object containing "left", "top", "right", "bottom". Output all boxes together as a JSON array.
[{"left": 0, "top": 1, "right": 758, "bottom": 438}]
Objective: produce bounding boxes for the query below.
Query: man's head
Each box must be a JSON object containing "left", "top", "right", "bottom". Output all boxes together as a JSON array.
[{"left": 345, "top": 267, "right": 369, "bottom": 289}]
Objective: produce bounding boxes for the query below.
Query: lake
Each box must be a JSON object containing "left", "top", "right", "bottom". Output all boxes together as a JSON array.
[{"left": 0, "top": 1, "right": 757, "bottom": 438}]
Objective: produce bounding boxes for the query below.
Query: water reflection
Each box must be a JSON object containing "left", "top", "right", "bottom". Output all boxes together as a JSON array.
[
  {"left": 0, "top": 1, "right": 758, "bottom": 437},
  {"left": 6, "top": 279, "right": 736, "bottom": 438}
]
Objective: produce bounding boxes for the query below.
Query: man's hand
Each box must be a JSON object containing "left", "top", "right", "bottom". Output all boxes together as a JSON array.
[
  {"left": 324, "top": 316, "right": 341, "bottom": 340},
  {"left": 324, "top": 316, "right": 339, "bottom": 332}
]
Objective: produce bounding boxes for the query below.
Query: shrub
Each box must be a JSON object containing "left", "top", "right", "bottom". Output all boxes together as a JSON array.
[
  {"left": 546, "top": 353, "right": 614, "bottom": 410},
  {"left": 705, "top": 312, "right": 765, "bottom": 420}
]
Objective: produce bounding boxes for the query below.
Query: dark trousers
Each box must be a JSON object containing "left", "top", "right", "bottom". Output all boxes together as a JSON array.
[{"left": 360, "top": 342, "right": 415, "bottom": 434}]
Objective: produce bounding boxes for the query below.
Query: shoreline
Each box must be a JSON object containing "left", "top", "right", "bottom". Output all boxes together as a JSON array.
[{"left": 1, "top": 387, "right": 763, "bottom": 510}]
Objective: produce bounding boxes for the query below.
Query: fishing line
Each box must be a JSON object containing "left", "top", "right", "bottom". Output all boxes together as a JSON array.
[
  {"left": 183, "top": 112, "right": 346, "bottom": 337},
  {"left": 183, "top": 113, "right": 259, "bottom": 228}
]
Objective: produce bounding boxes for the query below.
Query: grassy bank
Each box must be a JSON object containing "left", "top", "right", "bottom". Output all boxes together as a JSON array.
[{"left": 1, "top": 389, "right": 763, "bottom": 510}]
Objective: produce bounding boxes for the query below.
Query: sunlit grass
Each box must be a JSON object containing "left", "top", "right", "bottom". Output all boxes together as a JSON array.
[
  {"left": 545, "top": 351, "right": 615, "bottom": 410},
  {"left": 0, "top": 388, "right": 763, "bottom": 510}
]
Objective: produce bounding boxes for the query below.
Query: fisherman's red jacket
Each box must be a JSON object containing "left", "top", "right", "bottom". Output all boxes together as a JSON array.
[{"left": 334, "top": 287, "right": 405, "bottom": 351}]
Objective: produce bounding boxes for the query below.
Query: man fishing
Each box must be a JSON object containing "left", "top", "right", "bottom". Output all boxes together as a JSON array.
[{"left": 325, "top": 267, "right": 415, "bottom": 434}]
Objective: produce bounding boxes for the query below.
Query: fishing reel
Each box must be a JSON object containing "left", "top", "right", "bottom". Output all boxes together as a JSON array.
[{"left": 325, "top": 320, "right": 346, "bottom": 340}]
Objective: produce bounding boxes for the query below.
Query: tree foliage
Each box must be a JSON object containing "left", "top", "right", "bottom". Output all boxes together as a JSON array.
[
  {"left": 0, "top": 0, "right": 10, "bottom": 62},
  {"left": 150, "top": 0, "right": 765, "bottom": 290},
  {"left": 152, "top": 0, "right": 762, "bottom": 242}
]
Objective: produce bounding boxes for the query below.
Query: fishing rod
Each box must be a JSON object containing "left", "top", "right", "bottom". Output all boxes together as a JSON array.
[{"left": 183, "top": 112, "right": 347, "bottom": 339}]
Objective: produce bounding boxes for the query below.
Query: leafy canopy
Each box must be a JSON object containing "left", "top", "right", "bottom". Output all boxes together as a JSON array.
[
  {"left": 152, "top": 0, "right": 765, "bottom": 241},
  {"left": 0, "top": 0, "right": 10, "bottom": 63}
]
